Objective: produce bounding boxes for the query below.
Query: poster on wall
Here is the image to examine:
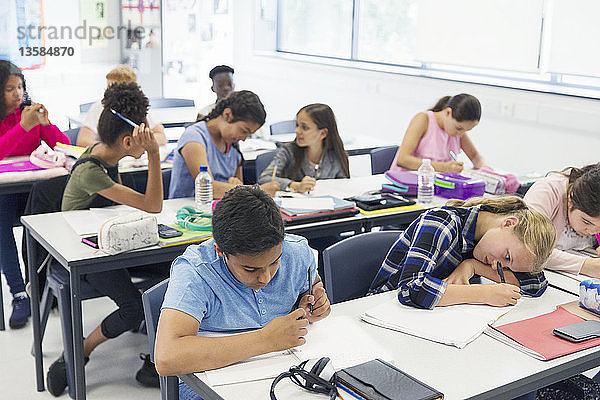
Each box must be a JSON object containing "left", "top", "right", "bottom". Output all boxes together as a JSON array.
[
  {"left": 14, "top": 0, "right": 45, "bottom": 70},
  {"left": 80, "top": 0, "right": 108, "bottom": 48}
]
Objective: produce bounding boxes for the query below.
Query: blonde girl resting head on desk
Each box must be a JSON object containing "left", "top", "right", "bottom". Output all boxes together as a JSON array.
[
  {"left": 169, "top": 90, "right": 279, "bottom": 199},
  {"left": 390, "top": 93, "right": 491, "bottom": 173},
  {"left": 524, "top": 163, "right": 600, "bottom": 278},
  {"left": 369, "top": 196, "right": 556, "bottom": 309},
  {"left": 258, "top": 103, "right": 350, "bottom": 193}
]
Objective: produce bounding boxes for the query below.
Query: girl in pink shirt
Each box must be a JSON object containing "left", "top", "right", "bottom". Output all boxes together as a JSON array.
[
  {"left": 524, "top": 164, "right": 600, "bottom": 277},
  {"left": 0, "top": 60, "right": 69, "bottom": 329},
  {"left": 390, "top": 94, "right": 490, "bottom": 173}
]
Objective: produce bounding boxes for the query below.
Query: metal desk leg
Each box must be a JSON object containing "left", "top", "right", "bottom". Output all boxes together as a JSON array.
[
  {"left": 70, "top": 269, "right": 86, "bottom": 400},
  {"left": 26, "top": 229, "right": 45, "bottom": 391}
]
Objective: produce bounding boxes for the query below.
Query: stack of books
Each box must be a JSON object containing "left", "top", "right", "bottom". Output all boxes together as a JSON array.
[{"left": 275, "top": 196, "right": 358, "bottom": 225}]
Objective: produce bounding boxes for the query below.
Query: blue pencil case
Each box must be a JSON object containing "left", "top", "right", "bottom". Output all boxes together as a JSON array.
[{"left": 580, "top": 279, "right": 600, "bottom": 316}]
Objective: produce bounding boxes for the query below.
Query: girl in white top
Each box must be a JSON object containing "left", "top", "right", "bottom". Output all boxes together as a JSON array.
[{"left": 524, "top": 164, "right": 600, "bottom": 276}]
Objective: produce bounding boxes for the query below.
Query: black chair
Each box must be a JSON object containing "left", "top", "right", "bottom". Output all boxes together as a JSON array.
[
  {"left": 322, "top": 231, "right": 402, "bottom": 304},
  {"left": 369, "top": 146, "right": 398, "bottom": 174},
  {"left": 141, "top": 279, "right": 178, "bottom": 400},
  {"left": 142, "top": 279, "right": 221, "bottom": 400},
  {"left": 37, "top": 264, "right": 166, "bottom": 398},
  {"left": 79, "top": 102, "right": 94, "bottom": 113},
  {"left": 149, "top": 98, "right": 195, "bottom": 108},
  {"left": 255, "top": 150, "right": 277, "bottom": 180},
  {"left": 269, "top": 120, "right": 295, "bottom": 136}
]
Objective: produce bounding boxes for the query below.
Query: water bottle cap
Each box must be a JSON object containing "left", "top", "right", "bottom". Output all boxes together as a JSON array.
[
  {"left": 422, "top": 158, "right": 431, "bottom": 165},
  {"left": 199, "top": 165, "right": 208, "bottom": 172}
]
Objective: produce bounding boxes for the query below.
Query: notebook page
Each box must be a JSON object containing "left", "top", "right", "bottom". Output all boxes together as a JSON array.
[
  {"left": 292, "top": 316, "right": 392, "bottom": 369},
  {"left": 199, "top": 331, "right": 298, "bottom": 387},
  {"left": 361, "top": 291, "right": 515, "bottom": 348}
]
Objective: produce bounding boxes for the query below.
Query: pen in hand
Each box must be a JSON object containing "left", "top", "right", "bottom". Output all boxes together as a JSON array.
[
  {"left": 497, "top": 261, "right": 506, "bottom": 283},
  {"left": 449, "top": 150, "right": 459, "bottom": 162}
]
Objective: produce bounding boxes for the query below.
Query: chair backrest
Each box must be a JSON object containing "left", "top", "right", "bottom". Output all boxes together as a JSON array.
[
  {"left": 63, "top": 128, "right": 80, "bottom": 145},
  {"left": 150, "top": 98, "right": 195, "bottom": 108},
  {"left": 79, "top": 102, "right": 95, "bottom": 113},
  {"left": 255, "top": 150, "right": 277, "bottom": 179},
  {"left": 323, "top": 230, "right": 402, "bottom": 304},
  {"left": 162, "top": 169, "right": 172, "bottom": 200},
  {"left": 370, "top": 145, "right": 399, "bottom": 175},
  {"left": 269, "top": 120, "right": 295, "bottom": 135}
]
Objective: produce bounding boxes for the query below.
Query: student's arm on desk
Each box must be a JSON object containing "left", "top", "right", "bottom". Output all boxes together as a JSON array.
[
  {"left": 154, "top": 308, "right": 308, "bottom": 376},
  {"left": 396, "top": 113, "right": 463, "bottom": 172},
  {"left": 440, "top": 259, "right": 521, "bottom": 307}
]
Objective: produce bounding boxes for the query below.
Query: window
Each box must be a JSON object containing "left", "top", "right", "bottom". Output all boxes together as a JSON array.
[
  {"left": 278, "top": 0, "right": 353, "bottom": 59},
  {"left": 274, "top": 0, "right": 600, "bottom": 98}
]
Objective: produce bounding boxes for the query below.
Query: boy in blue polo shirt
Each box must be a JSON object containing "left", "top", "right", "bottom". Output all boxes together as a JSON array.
[{"left": 154, "top": 186, "right": 331, "bottom": 400}]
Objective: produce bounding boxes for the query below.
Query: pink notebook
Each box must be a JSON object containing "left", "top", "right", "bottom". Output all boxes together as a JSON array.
[
  {"left": 488, "top": 306, "right": 600, "bottom": 360},
  {"left": 0, "top": 160, "right": 44, "bottom": 173}
]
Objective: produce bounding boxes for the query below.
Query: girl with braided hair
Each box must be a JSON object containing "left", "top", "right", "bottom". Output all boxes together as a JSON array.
[{"left": 169, "top": 90, "right": 279, "bottom": 199}]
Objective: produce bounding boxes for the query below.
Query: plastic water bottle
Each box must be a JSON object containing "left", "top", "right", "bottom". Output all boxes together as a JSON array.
[
  {"left": 195, "top": 165, "right": 213, "bottom": 213},
  {"left": 417, "top": 159, "right": 435, "bottom": 204}
]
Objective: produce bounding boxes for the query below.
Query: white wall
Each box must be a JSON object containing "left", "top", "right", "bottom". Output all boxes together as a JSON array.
[{"left": 232, "top": 0, "right": 600, "bottom": 175}]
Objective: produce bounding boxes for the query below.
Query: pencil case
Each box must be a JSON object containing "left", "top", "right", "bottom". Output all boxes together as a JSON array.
[
  {"left": 433, "top": 172, "right": 485, "bottom": 200},
  {"left": 467, "top": 169, "right": 519, "bottom": 194},
  {"left": 98, "top": 212, "right": 159, "bottom": 255},
  {"left": 579, "top": 279, "right": 600, "bottom": 316},
  {"left": 384, "top": 170, "right": 418, "bottom": 196}
]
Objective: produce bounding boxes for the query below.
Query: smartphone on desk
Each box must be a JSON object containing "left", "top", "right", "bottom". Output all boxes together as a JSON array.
[
  {"left": 158, "top": 224, "right": 183, "bottom": 239},
  {"left": 81, "top": 235, "right": 98, "bottom": 249},
  {"left": 553, "top": 320, "right": 600, "bottom": 342}
]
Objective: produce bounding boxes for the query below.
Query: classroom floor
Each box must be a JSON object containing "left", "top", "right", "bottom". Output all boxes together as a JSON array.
[{"left": 0, "top": 226, "right": 161, "bottom": 400}]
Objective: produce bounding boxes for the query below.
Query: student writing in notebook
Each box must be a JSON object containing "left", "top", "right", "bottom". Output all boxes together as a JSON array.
[
  {"left": 258, "top": 103, "right": 350, "bottom": 193},
  {"left": 0, "top": 60, "right": 70, "bottom": 329},
  {"left": 368, "top": 197, "right": 556, "bottom": 309},
  {"left": 47, "top": 82, "right": 165, "bottom": 396},
  {"left": 524, "top": 163, "right": 600, "bottom": 277},
  {"left": 168, "top": 90, "right": 279, "bottom": 199},
  {"left": 76, "top": 65, "right": 167, "bottom": 147},
  {"left": 155, "top": 186, "right": 331, "bottom": 400},
  {"left": 390, "top": 94, "right": 491, "bottom": 173}
]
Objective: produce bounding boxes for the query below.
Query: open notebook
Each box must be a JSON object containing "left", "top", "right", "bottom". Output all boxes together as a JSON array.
[
  {"left": 197, "top": 316, "right": 391, "bottom": 387},
  {"left": 361, "top": 291, "right": 516, "bottom": 349}
]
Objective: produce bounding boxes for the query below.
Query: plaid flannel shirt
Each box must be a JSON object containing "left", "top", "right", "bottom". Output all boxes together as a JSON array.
[{"left": 368, "top": 206, "right": 547, "bottom": 309}]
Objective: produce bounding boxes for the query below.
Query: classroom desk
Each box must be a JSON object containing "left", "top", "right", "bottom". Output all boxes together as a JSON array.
[
  {"left": 181, "top": 286, "right": 600, "bottom": 400},
  {"left": 21, "top": 182, "right": 435, "bottom": 399},
  {"left": 545, "top": 270, "right": 586, "bottom": 296}
]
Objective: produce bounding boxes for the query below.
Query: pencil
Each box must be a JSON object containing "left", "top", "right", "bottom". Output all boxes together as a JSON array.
[
  {"left": 110, "top": 108, "right": 138, "bottom": 128},
  {"left": 308, "top": 266, "right": 313, "bottom": 313},
  {"left": 497, "top": 261, "right": 506, "bottom": 283},
  {"left": 271, "top": 160, "right": 278, "bottom": 182},
  {"left": 595, "top": 232, "right": 600, "bottom": 247}
]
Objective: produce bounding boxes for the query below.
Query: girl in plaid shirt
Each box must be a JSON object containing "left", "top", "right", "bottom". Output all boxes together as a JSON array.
[{"left": 369, "top": 196, "right": 556, "bottom": 309}]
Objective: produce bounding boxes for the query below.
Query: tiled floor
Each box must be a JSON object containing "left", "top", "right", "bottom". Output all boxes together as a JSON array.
[{"left": 0, "top": 226, "right": 161, "bottom": 399}]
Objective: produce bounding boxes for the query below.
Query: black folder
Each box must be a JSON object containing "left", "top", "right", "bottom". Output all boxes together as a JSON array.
[{"left": 336, "top": 359, "right": 443, "bottom": 400}]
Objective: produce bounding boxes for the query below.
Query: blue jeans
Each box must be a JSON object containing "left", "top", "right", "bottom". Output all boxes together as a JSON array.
[
  {"left": 179, "top": 382, "right": 203, "bottom": 400},
  {"left": 0, "top": 193, "right": 28, "bottom": 296}
]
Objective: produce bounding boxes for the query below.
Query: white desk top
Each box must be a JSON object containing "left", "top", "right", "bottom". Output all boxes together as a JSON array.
[
  {"left": 545, "top": 269, "right": 587, "bottom": 296},
  {"left": 200, "top": 287, "right": 588, "bottom": 400}
]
